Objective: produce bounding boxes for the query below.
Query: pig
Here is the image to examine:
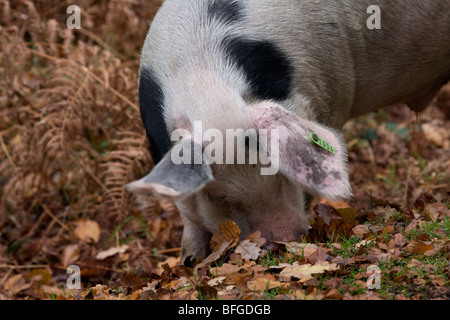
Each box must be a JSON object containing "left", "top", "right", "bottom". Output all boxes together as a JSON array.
[{"left": 126, "top": 0, "right": 450, "bottom": 265}]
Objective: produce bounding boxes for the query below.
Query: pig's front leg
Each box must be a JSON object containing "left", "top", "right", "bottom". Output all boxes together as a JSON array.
[{"left": 180, "top": 219, "right": 212, "bottom": 266}]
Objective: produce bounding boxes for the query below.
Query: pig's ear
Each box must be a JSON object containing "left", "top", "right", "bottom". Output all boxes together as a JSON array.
[
  {"left": 126, "top": 139, "right": 214, "bottom": 199},
  {"left": 248, "top": 102, "right": 352, "bottom": 200}
]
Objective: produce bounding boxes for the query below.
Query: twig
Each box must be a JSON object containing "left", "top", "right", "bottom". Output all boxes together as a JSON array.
[
  {"left": 38, "top": 201, "right": 70, "bottom": 231},
  {"left": 428, "top": 184, "right": 448, "bottom": 190},
  {"left": 0, "top": 134, "right": 15, "bottom": 170},
  {"left": 0, "top": 269, "right": 13, "bottom": 287},
  {"left": 402, "top": 166, "right": 412, "bottom": 208},
  {"left": 77, "top": 28, "right": 126, "bottom": 61},
  {"left": 156, "top": 248, "right": 182, "bottom": 254},
  {"left": 22, "top": 207, "right": 48, "bottom": 240},
  {"left": 80, "top": 64, "right": 139, "bottom": 112},
  {"left": 50, "top": 263, "right": 126, "bottom": 274},
  {"left": 0, "top": 264, "right": 49, "bottom": 270},
  {"left": 366, "top": 142, "right": 376, "bottom": 166}
]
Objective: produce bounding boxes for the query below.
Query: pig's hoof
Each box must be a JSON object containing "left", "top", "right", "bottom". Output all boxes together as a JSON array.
[{"left": 182, "top": 255, "right": 195, "bottom": 268}]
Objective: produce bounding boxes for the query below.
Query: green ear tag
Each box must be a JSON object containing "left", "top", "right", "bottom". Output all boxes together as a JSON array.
[{"left": 309, "top": 132, "right": 335, "bottom": 154}]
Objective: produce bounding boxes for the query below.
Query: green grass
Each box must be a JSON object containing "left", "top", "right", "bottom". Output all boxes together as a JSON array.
[
  {"left": 107, "top": 215, "right": 152, "bottom": 244},
  {"left": 404, "top": 216, "right": 450, "bottom": 240},
  {"left": 327, "top": 235, "right": 376, "bottom": 258},
  {"left": 259, "top": 249, "right": 297, "bottom": 267}
]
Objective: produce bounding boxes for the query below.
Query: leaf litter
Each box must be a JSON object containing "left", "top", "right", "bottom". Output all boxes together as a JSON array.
[{"left": 20, "top": 194, "right": 445, "bottom": 301}]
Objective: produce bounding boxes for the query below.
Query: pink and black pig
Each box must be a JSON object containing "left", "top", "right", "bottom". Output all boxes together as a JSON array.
[{"left": 127, "top": 0, "right": 450, "bottom": 264}]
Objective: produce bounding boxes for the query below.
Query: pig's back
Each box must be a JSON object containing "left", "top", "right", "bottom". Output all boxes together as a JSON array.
[
  {"left": 140, "top": 0, "right": 450, "bottom": 149},
  {"left": 241, "top": 0, "right": 450, "bottom": 122}
]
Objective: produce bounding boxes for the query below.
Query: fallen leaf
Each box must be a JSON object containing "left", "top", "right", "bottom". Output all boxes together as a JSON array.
[
  {"left": 40, "top": 285, "right": 66, "bottom": 297},
  {"left": 323, "top": 277, "right": 344, "bottom": 289},
  {"left": 143, "top": 281, "right": 159, "bottom": 292},
  {"left": 405, "top": 220, "right": 419, "bottom": 234},
  {"left": 307, "top": 247, "right": 333, "bottom": 264},
  {"left": 81, "top": 284, "right": 110, "bottom": 300},
  {"left": 25, "top": 269, "right": 52, "bottom": 285},
  {"left": 164, "top": 277, "right": 190, "bottom": 290},
  {"left": 413, "top": 194, "right": 435, "bottom": 211},
  {"left": 96, "top": 245, "right": 129, "bottom": 260},
  {"left": 74, "top": 219, "right": 100, "bottom": 243},
  {"left": 394, "top": 233, "right": 406, "bottom": 247},
  {"left": 331, "top": 256, "right": 355, "bottom": 267},
  {"left": 278, "top": 261, "right": 339, "bottom": 282},
  {"left": 246, "top": 231, "right": 266, "bottom": 248},
  {"left": 209, "top": 220, "right": 240, "bottom": 253},
  {"left": 378, "top": 242, "right": 389, "bottom": 251},
  {"left": 247, "top": 278, "right": 287, "bottom": 291},
  {"left": 209, "top": 263, "right": 241, "bottom": 277},
  {"left": 319, "top": 198, "right": 351, "bottom": 209},
  {"left": 61, "top": 244, "right": 80, "bottom": 267},
  {"left": 424, "top": 241, "right": 450, "bottom": 257},
  {"left": 117, "top": 274, "right": 145, "bottom": 289},
  {"left": 235, "top": 240, "right": 262, "bottom": 260},
  {"left": 422, "top": 123, "right": 446, "bottom": 147},
  {"left": 4, "top": 274, "right": 32, "bottom": 295},
  {"left": 325, "top": 288, "right": 343, "bottom": 300},
  {"left": 198, "top": 285, "right": 218, "bottom": 299},
  {"left": 156, "top": 257, "right": 180, "bottom": 275},
  {"left": 424, "top": 203, "right": 448, "bottom": 222},
  {"left": 355, "top": 240, "right": 370, "bottom": 249},
  {"left": 313, "top": 204, "right": 342, "bottom": 225},
  {"left": 217, "top": 285, "right": 240, "bottom": 299},
  {"left": 337, "top": 207, "right": 364, "bottom": 227},
  {"left": 274, "top": 242, "right": 318, "bottom": 257},
  {"left": 311, "top": 204, "right": 352, "bottom": 241},
  {"left": 208, "top": 276, "right": 226, "bottom": 287},
  {"left": 352, "top": 224, "right": 370, "bottom": 237},
  {"left": 194, "top": 240, "right": 233, "bottom": 274},
  {"left": 331, "top": 242, "right": 343, "bottom": 250},
  {"left": 382, "top": 225, "right": 395, "bottom": 235},
  {"left": 404, "top": 238, "right": 434, "bottom": 255},
  {"left": 429, "top": 277, "right": 445, "bottom": 286}
]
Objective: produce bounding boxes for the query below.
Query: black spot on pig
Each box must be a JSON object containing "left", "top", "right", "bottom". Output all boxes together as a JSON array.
[
  {"left": 139, "top": 67, "right": 171, "bottom": 164},
  {"left": 330, "top": 171, "right": 341, "bottom": 180},
  {"left": 222, "top": 36, "right": 294, "bottom": 101},
  {"left": 208, "top": 0, "right": 244, "bottom": 24},
  {"left": 301, "top": 144, "right": 328, "bottom": 186}
]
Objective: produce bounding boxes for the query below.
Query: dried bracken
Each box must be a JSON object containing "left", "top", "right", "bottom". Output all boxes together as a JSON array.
[{"left": 0, "top": 0, "right": 181, "bottom": 291}]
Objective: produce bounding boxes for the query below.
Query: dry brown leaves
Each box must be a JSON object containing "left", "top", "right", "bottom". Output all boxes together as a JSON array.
[{"left": 24, "top": 193, "right": 442, "bottom": 301}]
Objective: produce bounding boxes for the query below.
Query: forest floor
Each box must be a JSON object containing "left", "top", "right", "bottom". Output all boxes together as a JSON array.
[{"left": 0, "top": 1, "right": 448, "bottom": 300}]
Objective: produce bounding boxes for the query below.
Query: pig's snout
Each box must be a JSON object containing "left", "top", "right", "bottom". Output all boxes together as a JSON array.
[{"left": 247, "top": 209, "right": 309, "bottom": 243}]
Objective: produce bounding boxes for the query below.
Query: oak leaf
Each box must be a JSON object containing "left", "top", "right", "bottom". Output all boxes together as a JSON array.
[
  {"left": 209, "top": 220, "right": 240, "bottom": 253},
  {"left": 235, "top": 240, "right": 261, "bottom": 260},
  {"left": 74, "top": 219, "right": 100, "bottom": 243},
  {"left": 96, "top": 245, "right": 129, "bottom": 260},
  {"left": 278, "top": 261, "right": 339, "bottom": 282}
]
